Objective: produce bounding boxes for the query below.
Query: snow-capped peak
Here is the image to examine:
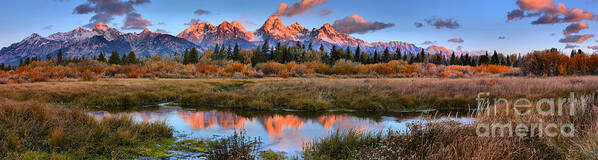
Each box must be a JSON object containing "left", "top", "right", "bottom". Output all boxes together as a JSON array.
[{"left": 92, "top": 22, "right": 110, "bottom": 32}]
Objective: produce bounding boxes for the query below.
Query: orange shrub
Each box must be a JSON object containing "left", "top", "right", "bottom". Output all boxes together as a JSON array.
[
  {"left": 305, "top": 61, "right": 332, "bottom": 74},
  {"left": 0, "top": 70, "right": 8, "bottom": 77},
  {"left": 332, "top": 59, "right": 359, "bottom": 75},
  {"left": 404, "top": 65, "right": 419, "bottom": 74},
  {"left": 439, "top": 71, "right": 451, "bottom": 78},
  {"left": 256, "top": 61, "right": 287, "bottom": 75},
  {"left": 197, "top": 64, "right": 219, "bottom": 73},
  {"left": 287, "top": 62, "right": 308, "bottom": 75},
  {"left": 475, "top": 65, "right": 515, "bottom": 74},
  {"left": 224, "top": 62, "right": 246, "bottom": 73},
  {"left": 128, "top": 68, "right": 148, "bottom": 78},
  {"left": 372, "top": 63, "right": 394, "bottom": 75}
]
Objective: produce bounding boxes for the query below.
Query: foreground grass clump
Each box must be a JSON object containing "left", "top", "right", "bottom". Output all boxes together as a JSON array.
[
  {"left": 0, "top": 99, "right": 174, "bottom": 159},
  {"left": 304, "top": 95, "right": 598, "bottom": 159},
  {"left": 1, "top": 77, "right": 598, "bottom": 111}
]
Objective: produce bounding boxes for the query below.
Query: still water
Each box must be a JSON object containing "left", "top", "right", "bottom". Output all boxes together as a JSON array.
[{"left": 90, "top": 106, "right": 473, "bottom": 155}]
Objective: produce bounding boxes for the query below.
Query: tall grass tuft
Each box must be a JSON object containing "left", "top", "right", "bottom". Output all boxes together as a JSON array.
[{"left": 0, "top": 99, "right": 173, "bottom": 159}]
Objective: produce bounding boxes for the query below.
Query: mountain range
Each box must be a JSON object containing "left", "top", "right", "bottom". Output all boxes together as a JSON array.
[{"left": 0, "top": 16, "right": 452, "bottom": 65}]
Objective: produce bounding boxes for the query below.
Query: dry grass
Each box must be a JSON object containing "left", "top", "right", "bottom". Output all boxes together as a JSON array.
[
  {"left": 1, "top": 77, "right": 598, "bottom": 111},
  {"left": 304, "top": 94, "right": 598, "bottom": 159},
  {"left": 0, "top": 99, "right": 173, "bottom": 159}
]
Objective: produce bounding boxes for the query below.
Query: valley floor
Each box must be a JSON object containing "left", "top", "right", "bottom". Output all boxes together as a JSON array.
[
  {"left": 2, "top": 77, "right": 598, "bottom": 159},
  {"left": 1, "top": 76, "right": 597, "bottom": 111}
]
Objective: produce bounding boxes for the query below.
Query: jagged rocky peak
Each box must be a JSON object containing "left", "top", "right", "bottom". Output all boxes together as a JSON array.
[
  {"left": 319, "top": 23, "right": 337, "bottom": 33},
  {"left": 141, "top": 28, "right": 152, "bottom": 34},
  {"left": 74, "top": 27, "right": 90, "bottom": 32},
  {"left": 92, "top": 22, "right": 110, "bottom": 32},
  {"left": 261, "top": 15, "right": 286, "bottom": 31},
  {"left": 186, "top": 22, "right": 216, "bottom": 32},
  {"left": 287, "top": 22, "right": 305, "bottom": 33},
  {"left": 26, "top": 33, "right": 42, "bottom": 39}
]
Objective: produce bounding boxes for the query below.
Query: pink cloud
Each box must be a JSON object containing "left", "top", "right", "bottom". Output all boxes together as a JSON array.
[
  {"left": 332, "top": 14, "right": 394, "bottom": 34},
  {"left": 273, "top": 0, "right": 328, "bottom": 17},
  {"left": 448, "top": 37, "right": 464, "bottom": 43},
  {"left": 559, "top": 34, "right": 594, "bottom": 44},
  {"left": 563, "top": 22, "right": 588, "bottom": 36}
]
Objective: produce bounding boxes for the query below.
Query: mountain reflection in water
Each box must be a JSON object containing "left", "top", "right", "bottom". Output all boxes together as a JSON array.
[{"left": 90, "top": 106, "right": 472, "bottom": 154}]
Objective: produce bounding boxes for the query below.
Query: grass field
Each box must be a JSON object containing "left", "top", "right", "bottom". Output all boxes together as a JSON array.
[{"left": 1, "top": 77, "right": 598, "bottom": 111}]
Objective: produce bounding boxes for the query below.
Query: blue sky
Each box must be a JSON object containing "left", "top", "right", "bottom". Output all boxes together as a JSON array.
[{"left": 1, "top": 0, "right": 597, "bottom": 54}]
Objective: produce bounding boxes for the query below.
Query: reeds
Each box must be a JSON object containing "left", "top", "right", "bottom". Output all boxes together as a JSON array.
[
  {"left": 303, "top": 94, "right": 598, "bottom": 159},
  {"left": 0, "top": 99, "right": 173, "bottom": 159}
]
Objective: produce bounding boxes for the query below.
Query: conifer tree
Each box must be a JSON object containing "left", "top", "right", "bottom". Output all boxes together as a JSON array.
[
  {"left": 233, "top": 43, "right": 240, "bottom": 61},
  {"left": 395, "top": 47, "right": 401, "bottom": 60},
  {"left": 56, "top": 50, "right": 63, "bottom": 65},
  {"left": 189, "top": 47, "right": 199, "bottom": 64},
  {"left": 213, "top": 44, "right": 220, "bottom": 59},
  {"left": 97, "top": 52, "right": 106, "bottom": 62},
  {"left": 330, "top": 45, "right": 340, "bottom": 62},
  {"left": 108, "top": 51, "right": 121, "bottom": 64},
  {"left": 382, "top": 47, "right": 391, "bottom": 62},
  {"left": 126, "top": 51, "right": 138, "bottom": 64},
  {"left": 226, "top": 45, "right": 232, "bottom": 59},
  {"left": 345, "top": 46, "right": 352, "bottom": 60},
  {"left": 491, "top": 51, "right": 499, "bottom": 64},
  {"left": 373, "top": 50, "right": 379, "bottom": 63},
  {"left": 121, "top": 54, "right": 127, "bottom": 65},
  {"left": 354, "top": 45, "right": 361, "bottom": 63}
]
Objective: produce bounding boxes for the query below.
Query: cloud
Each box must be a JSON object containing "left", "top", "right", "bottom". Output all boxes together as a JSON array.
[
  {"left": 563, "top": 22, "right": 589, "bottom": 36},
  {"left": 414, "top": 22, "right": 424, "bottom": 28},
  {"left": 194, "top": 9, "right": 211, "bottom": 16},
  {"left": 498, "top": 36, "right": 506, "bottom": 39},
  {"left": 43, "top": 25, "right": 53, "bottom": 30},
  {"left": 319, "top": 9, "right": 332, "bottom": 17},
  {"left": 72, "top": 0, "right": 152, "bottom": 29},
  {"left": 420, "top": 41, "right": 437, "bottom": 45},
  {"left": 155, "top": 29, "right": 169, "bottom": 34},
  {"left": 425, "top": 18, "right": 460, "bottom": 29},
  {"left": 184, "top": 19, "right": 202, "bottom": 26},
  {"left": 448, "top": 37, "right": 464, "bottom": 43},
  {"left": 564, "top": 44, "right": 579, "bottom": 49},
  {"left": 588, "top": 45, "right": 598, "bottom": 52},
  {"left": 559, "top": 34, "right": 594, "bottom": 43},
  {"left": 332, "top": 14, "right": 394, "bottom": 34},
  {"left": 508, "top": 0, "right": 596, "bottom": 24},
  {"left": 273, "top": 0, "right": 328, "bottom": 17},
  {"left": 507, "top": 9, "right": 541, "bottom": 20},
  {"left": 121, "top": 12, "right": 152, "bottom": 30},
  {"left": 517, "top": 0, "right": 555, "bottom": 10},
  {"left": 157, "top": 22, "right": 166, "bottom": 26}
]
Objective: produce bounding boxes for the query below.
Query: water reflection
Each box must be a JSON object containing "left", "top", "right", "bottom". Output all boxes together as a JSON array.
[{"left": 90, "top": 107, "right": 473, "bottom": 154}]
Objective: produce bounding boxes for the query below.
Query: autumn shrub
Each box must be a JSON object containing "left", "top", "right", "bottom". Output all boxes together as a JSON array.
[
  {"left": 197, "top": 64, "right": 219, "bottom": 73},
  {"left": 474, "top": 64, "right": 516, "bottom": 74},
  {"left": 305, "top": 61, "right": 332, "bottom": 74},
  {"left": 333, "top": 59, "right": 360, "bottom": 75},
  {"left": 80, "top": 70, "right": 98, "bottom": 81},
  {"left": 256, "top": 61, "right": 286, "bottom": 75},
  {"left": 287, "top": 62, "right": 308, "bottom": 76},
  {"left": 372, "top": 63, "right": 394, "bottom": 75}
]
